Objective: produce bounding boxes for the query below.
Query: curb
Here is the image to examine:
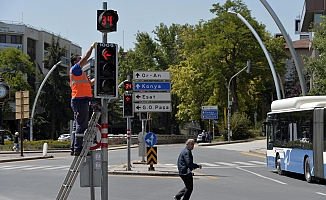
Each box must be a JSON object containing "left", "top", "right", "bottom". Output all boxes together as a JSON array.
[{"left": 108, "top": 170, "right": 179, "bottom": 176}]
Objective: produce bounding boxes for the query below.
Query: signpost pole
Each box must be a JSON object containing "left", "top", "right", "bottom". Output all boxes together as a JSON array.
[
  {"left": 127, "top": 121, "right": 131, "bottom": 170},
  {"left": 101, "top": 2, "right": 108, "bottom": 200},
  {"left": 141, "top": 119, "right": 146, "bottom": 162}
]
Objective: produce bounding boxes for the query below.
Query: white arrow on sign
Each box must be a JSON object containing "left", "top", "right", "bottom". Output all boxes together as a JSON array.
[
  {"left": 133, "top": 71, "right": 170, "bottom": 80},
  {"left": 133, "top": 92, "right": 171, "bottom": 102},
  {"left": 134, "top": 103, "right": 171, "bottom": 112}
]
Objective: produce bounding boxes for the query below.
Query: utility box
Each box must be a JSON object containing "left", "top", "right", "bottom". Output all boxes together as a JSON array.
[{"left": 80, "top": 151, "right": 101, "bottom": 187}]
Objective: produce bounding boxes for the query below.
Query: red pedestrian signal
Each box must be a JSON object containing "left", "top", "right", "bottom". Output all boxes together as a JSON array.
[
  {"left": 124, "top": 81, "right": 133, "bottom": 91},
  {"left": 123, "top": 94, "right": 133, "bottom": 118}
]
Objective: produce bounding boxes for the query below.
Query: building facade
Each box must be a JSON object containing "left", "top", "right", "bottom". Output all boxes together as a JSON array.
[{"left": 0, "top": 21, "right": 82, "bottom": 76}]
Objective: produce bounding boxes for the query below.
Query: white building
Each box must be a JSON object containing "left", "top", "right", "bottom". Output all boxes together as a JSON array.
[{"left": 0, "top": 21, "right": 82, "bottom": 76}]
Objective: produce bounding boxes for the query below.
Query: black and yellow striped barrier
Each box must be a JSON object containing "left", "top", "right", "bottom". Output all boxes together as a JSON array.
[{"left": 147, "top": 146, "right": 157, "bottom": 164}]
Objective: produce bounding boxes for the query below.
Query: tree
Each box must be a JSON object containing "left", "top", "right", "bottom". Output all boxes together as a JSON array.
[
  {"left": 304, "top": 16, "right": 326, "bottom": 95},
  {"left": 0, "top": 47, "right": 35, "bottom": 132},
  {"left": 37, "top": 36, "right": 72, "bottom": 139},
  {"left": 169, "top": 0, "right": 287, "bottom": 129}
]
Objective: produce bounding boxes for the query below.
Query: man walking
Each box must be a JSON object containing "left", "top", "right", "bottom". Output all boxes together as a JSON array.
[
  {"left": 70, "top": 42, "right": 96, "bottom": 156},
  {"left": 201, "top": 130, "right": 206, "bottom": 142},
  {"left": 174, "top": 139, "right": 202, "bottom": 200}
]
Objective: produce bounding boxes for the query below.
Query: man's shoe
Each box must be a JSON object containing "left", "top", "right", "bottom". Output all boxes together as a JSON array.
[{"left": 70, "top": 150, "right": 74, "bottom": 156}]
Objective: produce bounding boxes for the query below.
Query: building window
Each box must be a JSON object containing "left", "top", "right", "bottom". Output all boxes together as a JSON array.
[
  {"left": 11, "top": 35, "right": 22, "bottom": 44},
  {"left": 0, "top": 34, "right": 5, "bottom": 43},
  {"left": 314, "top": 14, "right": 323, "bottom": 24},
  {"left": 27, "top": 38, "right": 36, "bottom": 61}
]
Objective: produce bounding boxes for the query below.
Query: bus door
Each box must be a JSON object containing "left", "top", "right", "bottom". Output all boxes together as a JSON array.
[{"left": 313, "top": 108, "right": 324, "bottom": 179}]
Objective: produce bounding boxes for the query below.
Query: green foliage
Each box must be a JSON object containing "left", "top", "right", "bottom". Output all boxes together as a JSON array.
[
  {"left": 303, "top": 16, "right": 326, "bottom": 95},
  {"left": 37, "top": 36, "right": 71, "bottom": 139},
  {"left": 218, "top": 112, "right": 253, "bottom": 140}
]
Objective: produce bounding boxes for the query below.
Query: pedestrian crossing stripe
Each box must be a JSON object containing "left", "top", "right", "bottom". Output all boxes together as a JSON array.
[
  {"left": 146, "top": 146, "right": 157, "bottom": 165},
  {"left": 161, "top": 161, "right": 265, "bottom": 168}
]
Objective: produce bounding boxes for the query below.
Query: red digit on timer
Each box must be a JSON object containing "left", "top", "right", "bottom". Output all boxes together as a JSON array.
[
  {"left": 101, "top": 16, "right": 107, "bottom": 26},
  {"left": 101, "top": 15, "right": 113, "bottom": 27}
]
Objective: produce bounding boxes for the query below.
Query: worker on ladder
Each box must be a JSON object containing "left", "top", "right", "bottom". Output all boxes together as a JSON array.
[{"left": 69, "top": 42, "right": 97, "bottom": 156}]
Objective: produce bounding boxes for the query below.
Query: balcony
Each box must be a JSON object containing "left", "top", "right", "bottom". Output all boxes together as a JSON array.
[{"left": 300, "top": 0, "right": 326, "bottom": 32}]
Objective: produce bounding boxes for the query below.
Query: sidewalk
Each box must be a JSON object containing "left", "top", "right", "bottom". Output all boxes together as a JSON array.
[{"left": 0, "top": 145, "right": 140, "bottom": 163}]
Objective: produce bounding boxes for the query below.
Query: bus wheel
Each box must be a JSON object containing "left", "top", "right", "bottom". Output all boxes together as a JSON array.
[
  {"left": 276, "top": 155, "right": 283, "bottom": 175},
  {"left": 304, "top": 158, "right": 313, "bottom": 183}
]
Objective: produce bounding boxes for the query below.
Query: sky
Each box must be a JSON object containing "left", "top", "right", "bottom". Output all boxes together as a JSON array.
[{"left": 1, "top": 0, "right": 305, "bottom": 55}]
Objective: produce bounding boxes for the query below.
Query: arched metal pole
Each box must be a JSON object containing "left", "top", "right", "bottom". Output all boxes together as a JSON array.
[
  {"left": 29, "top": 61, "right": 62, "bottom": 141},
  {"left": 260, "top": 0, "right": 307, "bottom": 96},
  {"left": 228, "top": 10, "right": 282, "bottom": 100}
]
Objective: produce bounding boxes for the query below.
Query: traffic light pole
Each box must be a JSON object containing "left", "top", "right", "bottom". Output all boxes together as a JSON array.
[
  {"left": 126, "top": 75, "right": 132, "bottom": 171},
  {"left": 101, "top": 3, "right": 108, "bottom": 200}
]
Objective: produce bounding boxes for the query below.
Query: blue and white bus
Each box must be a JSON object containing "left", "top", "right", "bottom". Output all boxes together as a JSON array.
[{"left": 263, "top": 96, "right": 326, "bottom": 183}]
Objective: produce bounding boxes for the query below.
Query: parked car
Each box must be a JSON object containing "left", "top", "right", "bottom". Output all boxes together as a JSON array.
[
  {"left": 58, "top": 133, "right": 70, "bottom": 141},
  {"left": 4, "top": 135, "right": 10, "bottom": 141},
  {"left": 196, "top": 133, "right": 202, "bottom": 143}
]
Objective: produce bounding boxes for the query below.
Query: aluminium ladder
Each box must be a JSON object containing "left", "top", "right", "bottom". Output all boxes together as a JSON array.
[{"left": 56, "top": 106, "right": 101, "bottom": 200}]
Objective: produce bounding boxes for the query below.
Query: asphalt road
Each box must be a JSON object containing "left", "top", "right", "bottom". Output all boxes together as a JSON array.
[{"left": 0, "top": 141, "right": 326, "bottom": 200}]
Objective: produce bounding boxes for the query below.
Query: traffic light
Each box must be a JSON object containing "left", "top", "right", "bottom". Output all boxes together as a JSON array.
[
  {"left": 97, "top": 10, "right": 119, "bottom": 32},
  {"left": 140, "top": 112, "right": 148, "bottom": 120},
  {"left": 94, "top": 43, "right": 118, "bottom": 99},
  {"left": 124, "top": 81, "right": 133, "bottom": 91},
  {"left": 123, "top": 94, "right": 134, "bottom": 118}
]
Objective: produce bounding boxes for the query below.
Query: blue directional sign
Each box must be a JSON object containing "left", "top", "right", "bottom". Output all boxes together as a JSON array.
[
  {"left": 133, "top": 82, "right": 171, "bottom": 91},
  {"left": 145, "top": 132, "right": 157, "bottom": 147},
  {"left": 202, "top": 110, "right": 218, "bottom": 115},
  {"left": 202, "top": 115, "right": 218, "bottom": 119}
]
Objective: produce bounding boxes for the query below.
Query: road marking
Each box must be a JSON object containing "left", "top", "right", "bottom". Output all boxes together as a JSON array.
[
  {"left": 41, "top": 166, "right": 69, "bottom": 170},
  {"left": 233, "top": 161, "right": 256, "bottom": 166},
  {"left": 316, "top": 192, "right": 326, "bottom": 196},
  {"left": 214, "top": 162, "right": 237, "bottom": 166},
  {"left": 237, "top": 167, "right": 287, "bottom": 185},
  {"left": 0, "top": 165, "right": 33, "bottom": 169},
  {"left": 194, "top": 172, "right": 219, "bottom": 180},
  {"left": 201, "top": 162, "right": 220, "bottom": 167},
  {"left": 21, "top": 166, "right": 52, "bottom": 170},
  {"left": 249, "top": 161, "right": 266, "bottom": 165},
  {"left": 241, "top": 152, "right": 265, "bottom": 158}
]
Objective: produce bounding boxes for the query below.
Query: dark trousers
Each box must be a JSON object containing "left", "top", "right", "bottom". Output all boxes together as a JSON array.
[
  {"left": 70, "top": 99, "right": 89, "bottom": 151},
  {"left": 175, "top": 173, "right": 193, "bottom": 200}
]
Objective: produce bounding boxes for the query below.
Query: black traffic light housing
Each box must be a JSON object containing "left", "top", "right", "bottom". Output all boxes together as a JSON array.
[
  {"left": 140, "top": 112, "right": 148, "bottom": 120},
  {"left": 123, "top": 94, "right": 134, "bottom": 118},
  {"left": 94, "top": 43, "right": 118, "bottom": 99},
  {"left": 97, "top": 10, "right": 119, "bottom": 32},
  {"left": 124, "top": 81, "right": 133, "bottom": 91}
]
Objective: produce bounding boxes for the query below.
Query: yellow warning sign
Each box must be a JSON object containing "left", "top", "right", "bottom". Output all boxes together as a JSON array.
[{"left": 147, "top": 147, "right": 157, "bottom": 165}]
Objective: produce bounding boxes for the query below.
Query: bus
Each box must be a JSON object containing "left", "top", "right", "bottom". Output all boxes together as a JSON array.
[{"left": 262, "top": 96, "right": 326, "bottom": 183}]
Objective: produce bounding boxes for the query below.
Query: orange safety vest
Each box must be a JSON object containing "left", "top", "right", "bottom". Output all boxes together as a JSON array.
[{"left": 70, "top": 70, "right": 92, "bottom": 98}]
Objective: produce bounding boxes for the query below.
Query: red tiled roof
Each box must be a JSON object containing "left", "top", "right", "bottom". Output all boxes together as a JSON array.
[{"left": 285, "top": 38, "right": 310, "bottom": 49}]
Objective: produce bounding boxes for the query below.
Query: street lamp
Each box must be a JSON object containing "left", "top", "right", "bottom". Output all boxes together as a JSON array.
[
  {"left": 260, "top": 0, "right": 306, "bottom": 96},
  {"left": 227, "top": 61, "right": 251, "bottom": 142},
  {"left": 30, "top": 61, "right": 62, "bottom": 141},
  {"left": 227, "top": 10, "right": 282, "bottom": 100}
]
